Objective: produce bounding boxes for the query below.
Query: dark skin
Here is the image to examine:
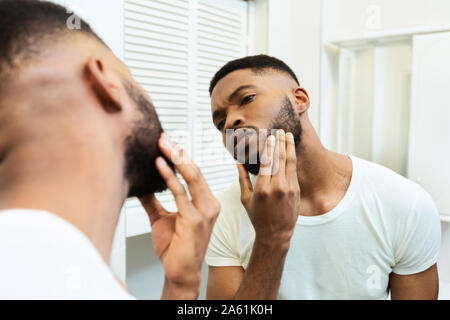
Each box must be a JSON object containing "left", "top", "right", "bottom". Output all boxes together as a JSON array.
[
  {"left": 0, "top": 34, "right": 220, "bottom": 299},
  {"left": 207, "top": 68, "right": 438, "bottom": 300}
]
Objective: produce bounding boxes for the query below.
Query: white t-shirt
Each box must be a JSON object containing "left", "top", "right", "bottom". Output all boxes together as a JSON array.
[
  {"left": 206, "top": 155, "right": 441, "bottom": 299},
  {"left": 0, "top": 209, "right": 135, "bottom": 299}
]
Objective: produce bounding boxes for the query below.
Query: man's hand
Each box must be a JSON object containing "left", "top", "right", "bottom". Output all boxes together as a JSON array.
[
  {"left": 139, "top": 133, "right": 221, "bottom": 300},
  {"left": 238, "top": 130, "right": 300, "bottom": 247},
  {"left": 224, "top": 130, "right": 300, "bottom": 300}
]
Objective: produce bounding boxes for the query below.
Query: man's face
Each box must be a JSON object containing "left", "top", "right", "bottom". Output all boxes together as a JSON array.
[
  {"left": 122, "top": 79, "right": 175, "bottom": 198},
  {"left": 81, "top": 41, "right": 176, "bottom": 199},
  {"left": 210, "top": 69, "right": 302, "bottom": 175}
]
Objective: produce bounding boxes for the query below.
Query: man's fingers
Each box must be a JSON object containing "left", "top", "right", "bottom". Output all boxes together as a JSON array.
[
  {"left": 272, "top": 130, "right": 286, "bottom": 181},
  {"left": 237, "top": 163, "right": 253, "bottom": 204},
  {"left": 256, "top": 134, "right": 275, "bottom": 186},
  {"left": 155, "top": 156, "right": 192, "bottom": 213},
  {"left": 286, "top": 132, "right": 299, "bottom": 185},
  {"left": 139, "top": 194, "right": 168, "bottom": 225},
  {"left": 158, "top": 134, "right": 214, "bottom": 209}
]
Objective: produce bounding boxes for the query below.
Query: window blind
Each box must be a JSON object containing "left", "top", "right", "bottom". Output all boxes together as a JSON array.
[{"left": 123, "top": 0, "right": 248, "bottom": 237}]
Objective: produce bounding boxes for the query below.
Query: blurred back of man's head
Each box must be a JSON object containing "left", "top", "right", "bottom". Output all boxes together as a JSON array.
[
  {"left": 0, "top": 0, "right": 105, "bottom": 88},
  {"left": 0, "top": 0, "right": 173, "bottom": 198}
]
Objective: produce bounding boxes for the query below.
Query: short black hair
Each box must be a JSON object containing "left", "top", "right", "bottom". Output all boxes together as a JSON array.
[
  {"left": 209, "top": 54, "right": 300, "bottom": 95},
  {"left": 0, "top": 0, "right": 105, "bottom": 86}
]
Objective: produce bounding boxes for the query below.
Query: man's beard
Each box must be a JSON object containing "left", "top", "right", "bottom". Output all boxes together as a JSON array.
[
  {"left": 243, "top": 97, "right": 302, "bottom": 176},
  {"left": 123, "top": 81, "right": 175, "bottom": 198}
]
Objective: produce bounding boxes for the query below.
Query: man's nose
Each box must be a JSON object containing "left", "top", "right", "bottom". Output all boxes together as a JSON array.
[{"left": 224, "top": 112, "right": 245, "bottom": 130}]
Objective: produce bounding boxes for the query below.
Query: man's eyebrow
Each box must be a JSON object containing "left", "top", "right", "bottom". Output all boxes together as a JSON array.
[
  {"left": 212, "top": 109, "right": 225, "bottom": 122},
  {"left": 212, "top": 85, "right": 256, "bottom": 122},
  {"left": 228, "top": 85, "right": 256, "bottom": 102}
]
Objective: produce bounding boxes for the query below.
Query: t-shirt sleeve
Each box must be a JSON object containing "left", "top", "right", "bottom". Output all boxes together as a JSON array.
[
  {"left": 205, "top": 194, "right": 242, "bottom": 267},
  {"left": 392, "top": 185, "right": 441, "bottom": 275}
]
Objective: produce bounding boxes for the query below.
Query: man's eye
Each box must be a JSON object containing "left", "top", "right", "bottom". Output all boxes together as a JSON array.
[
  {"left": 217, "top": 119, "right": 225, "bottom": 130},
  {"left": 241, "top": 95, "right": 255, "bottom": 105}
]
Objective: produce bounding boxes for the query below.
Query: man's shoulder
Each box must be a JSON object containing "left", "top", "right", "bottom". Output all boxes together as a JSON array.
[
  {"left": 351, "top": 156, "right": 437, "bottom": 218},
  {"left": 216, "top": 181, "right": 242, "bottom": 204},
  {"left": 352, "top": 155, "right": 418, "bottom": 194},
  {"left": 0, "top": 209, "right": 135, "bottom": 299},
  {"left": 213, "top": 181, "right": 250, "bottom": 227}
]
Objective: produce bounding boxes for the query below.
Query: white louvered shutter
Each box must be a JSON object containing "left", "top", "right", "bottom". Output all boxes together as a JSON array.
[
  {"left": 123, "top": 0, "right": 248, "bottom": 237},
  {"left": 194, "top": 0, "right": 248, "bottom": 193}
]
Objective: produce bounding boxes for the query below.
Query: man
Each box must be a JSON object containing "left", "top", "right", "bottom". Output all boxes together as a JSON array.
[
  {"left": 205, "top": 55, "right": 441, "bottom": 299},
  {"left": 0, "top": 0, "right": 220, "bottom": 299}
]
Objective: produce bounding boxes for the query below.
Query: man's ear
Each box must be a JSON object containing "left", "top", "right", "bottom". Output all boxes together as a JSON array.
[
  {"left": 292, "top": 87, "right": 310, "bottom": 115},
  {"left": 86, "top": 57, "right": 122, "bottom": 112}
]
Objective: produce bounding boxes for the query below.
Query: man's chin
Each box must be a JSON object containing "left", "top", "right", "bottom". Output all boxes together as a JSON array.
[
  {"left": 126, "top": 164, "right": 171, "bottom": 198},
  {"left": 128, "top": 180, "right": 168, "bottom": 198},
  {"left": 243, "top": 162, "right": 260, "bottom": 176},
  {"left": 233, "top": 152, "right": 260, "bottom": 176}
]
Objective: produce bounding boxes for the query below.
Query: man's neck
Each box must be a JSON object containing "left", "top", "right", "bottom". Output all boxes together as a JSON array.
[
  {"left": 294, "top": 122, "right": 353, "bottom": 216},
  {"left": 0, "top": 140, "right": 128, "bottom": 264}
]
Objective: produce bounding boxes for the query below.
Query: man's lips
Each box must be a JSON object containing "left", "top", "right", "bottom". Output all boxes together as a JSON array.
[
  {"left": 232, "top": 131, "right": 260, "bottom": 163},
  {"left": 226, "top": 128, "right": 271, "bottom": 162},
  {"left": 234, "top": 135, "right": 251, "bottom": 155}
]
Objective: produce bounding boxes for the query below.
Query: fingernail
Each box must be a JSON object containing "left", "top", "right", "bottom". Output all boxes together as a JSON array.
[
  {"left": 156, "top": 157, "right": 168, "bottom": 168},
  {"left": 268, "top": 135, "right": 275, "bottom": 146},
  {"left": 160, "top": 133, "right": 171, "bottom": 149},
  {"left": 278, "top": 130, "right": 285, "bottom": 137},
  {"left": 287, "top": 132, "right": 294, "bottom": 139}
]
